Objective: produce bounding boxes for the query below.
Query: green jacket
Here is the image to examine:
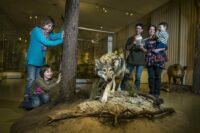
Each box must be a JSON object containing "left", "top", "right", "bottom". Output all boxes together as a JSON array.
[
  {"left": 126, "top": 36, "right": 145, "bottom": 65},
  {"left": 31, "top": 76, "right": 58, "bottom": 95}
]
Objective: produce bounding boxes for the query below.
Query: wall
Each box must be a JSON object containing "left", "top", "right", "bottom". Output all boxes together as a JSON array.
[
  {"left": 0, "top": 9, "right": 26, "bottom": 72},
  {"left": 114, "top": 0, "right": 196, "bottom": 85}
]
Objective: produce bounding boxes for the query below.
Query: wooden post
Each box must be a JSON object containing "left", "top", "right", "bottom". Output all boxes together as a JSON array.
[
  {"left": 58, "top": 0, "right": 80, "bottom": 103},
  {"left": 193, "top": 0, "right": 200, "bottom": 94}
]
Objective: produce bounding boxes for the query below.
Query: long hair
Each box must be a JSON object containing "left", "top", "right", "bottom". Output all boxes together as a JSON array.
[
  {"left": 148, "top": 25, "right": 158, "bottom": 41},
  {"left": 40, "top": 64, "right": 51, "bottom": 79}
]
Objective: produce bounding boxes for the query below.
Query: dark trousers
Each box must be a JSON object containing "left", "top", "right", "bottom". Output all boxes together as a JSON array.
[{"left": 147, "top": 66, "right": 162, "bottom": 97}]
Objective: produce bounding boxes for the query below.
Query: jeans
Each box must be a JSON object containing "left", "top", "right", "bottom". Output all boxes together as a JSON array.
[
  {"left": 147, "top": 66, "right": 162, "bottom": 97},
  {"left": 121, "top": 64, "right": 144, "bottom": 90},
  {"left": 23, "top": 93, "right": 50, "bottom": 109},
  {"left": 24, "top": 64, "right": 41, "bottom": 95}
]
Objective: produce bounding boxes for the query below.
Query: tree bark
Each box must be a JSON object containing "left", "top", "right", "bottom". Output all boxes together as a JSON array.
[
  {"left": 58, "top": 0, "right": 80, "bottom": 103},
  {"left": 193, "top": 0, "right": 200, "bottom": 94}
]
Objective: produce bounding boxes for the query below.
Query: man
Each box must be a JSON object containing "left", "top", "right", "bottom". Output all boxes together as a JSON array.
[{"left": 120, "top": 23, "right": 145, "bottom": 90}]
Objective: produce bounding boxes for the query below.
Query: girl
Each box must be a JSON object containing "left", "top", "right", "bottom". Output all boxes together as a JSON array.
[{"left": 23, "top": 65, "right": 61, "bottom": 110}]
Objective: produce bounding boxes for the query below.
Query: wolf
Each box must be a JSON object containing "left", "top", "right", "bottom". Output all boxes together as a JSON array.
[{"left": 95, "top": 50, "right": 128, "bottom": 102}]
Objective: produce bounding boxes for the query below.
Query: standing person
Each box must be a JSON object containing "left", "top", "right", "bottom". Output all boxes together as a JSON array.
[
  {"left": 140, "top": 25, "right": 167, "bottom": 98},
  {"left": 23, "top": 65, "right": 61, "bottom": 110},
  {"left": 24, "top": 16, "right": 63, "bottom": 99},
  {"left": 120, "top": 23, "right": 145, "bottom": 90}
]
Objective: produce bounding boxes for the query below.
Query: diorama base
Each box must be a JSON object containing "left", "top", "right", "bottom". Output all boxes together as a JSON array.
[{"left": 11, "top": 91, "right": 175, "bottom": 133}]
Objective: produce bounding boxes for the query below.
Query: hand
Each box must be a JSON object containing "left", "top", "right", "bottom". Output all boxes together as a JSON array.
[
  {"left": 62, "top": 31, "right": 65, "bottom": 39},
  {"left": 56, "top": 73, "right": 62, "bottom": 84},
  {"left": 139, "top": 45, "right": 147, "bottom": 52},
  {"left": 149, "top": 41, "right": 156, "bottom": 44},
  {"left": 152, "top": 49, "right": 160, "bottom": 53},
  {"left": 126, "top": 44, "right": 133, "bottom": 50}
]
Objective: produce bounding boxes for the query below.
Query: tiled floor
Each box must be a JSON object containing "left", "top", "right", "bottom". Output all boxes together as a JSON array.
[{"left": 0, "top": 79, "right": 200, "bottom": 133}]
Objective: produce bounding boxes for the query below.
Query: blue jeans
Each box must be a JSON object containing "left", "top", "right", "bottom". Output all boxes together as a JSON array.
[
  {"left": 23, "top": 93, "right": 50, "bottom": 109},
  {"left": 147, "top": 66, "right": 162, "bottom": 97},
  {"left": 24, "top": 64, "right": 41, "bottom": 95},
  {"left": 121, "top": 64, "right": 144, "bottom": 90}
]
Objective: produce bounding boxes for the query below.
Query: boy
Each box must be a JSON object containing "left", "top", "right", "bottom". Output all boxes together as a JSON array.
[{"left": 152, "top": 22, "right": 169, "bottom": 63}]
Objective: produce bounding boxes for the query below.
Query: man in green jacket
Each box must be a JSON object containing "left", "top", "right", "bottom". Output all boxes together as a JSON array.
[{"left": 120, "top": 23, "right": 145, "bottom": 90}]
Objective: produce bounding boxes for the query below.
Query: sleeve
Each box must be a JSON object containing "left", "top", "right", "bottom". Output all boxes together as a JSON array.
[
  {"left": 34, "top": 28, "right": 63, "bottom": 46},
  {"left": 49, "top": 32, "right": 62, "bottom": 40},
  {"left": 158, "top": 32, "right": 169, "bottom": 43},
  {"left": 125, "top": 37, "right": 133, "bottom": 50},
  {"left": 35, "top": 78, "right": 58, "bottom": 92}
]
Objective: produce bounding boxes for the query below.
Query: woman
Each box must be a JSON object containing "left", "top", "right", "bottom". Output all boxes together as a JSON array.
[
  {"left": 24, "top": 16, "right": 63, "bottom": 98},
  {"left": 140, "top": 25, "right": 167, "bottom": 98}
]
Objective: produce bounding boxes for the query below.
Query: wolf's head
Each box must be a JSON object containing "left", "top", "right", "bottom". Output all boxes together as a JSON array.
[{"left": 95, "top": 59, "right": 114, "bottom": 82}]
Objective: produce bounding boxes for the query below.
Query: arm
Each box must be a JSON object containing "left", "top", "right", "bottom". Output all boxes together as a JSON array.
[
  {"left": 34, "top": 28, "right": 63, "bottom": 46},
  {"left": 34, "top": 78, "right": 58, "bottom": 92},
  {"left": 125, "top": 37, "right": 135, "bottom": 50},
  {"left": 49, "top": 32, "right": 62, "bottom": 40},
  {"left": 157, "top": 31, "right": 169, "bottom": 43}
]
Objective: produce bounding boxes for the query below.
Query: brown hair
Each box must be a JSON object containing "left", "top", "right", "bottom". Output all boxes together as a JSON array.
[
  {"left": 40, "top": 64, "right": 51, "bottom": 78},
  {"left": 40, "top": 16, "right": 55, "bottom": 28},
  {"left": 148, "top": 25, "right": 158, "bottom": 41},
  {"left": 159, "top": 22, "right": 168, "bottom": 29},
  {"left": 135, "top": 23, "right": 144, "bottom": 29}
]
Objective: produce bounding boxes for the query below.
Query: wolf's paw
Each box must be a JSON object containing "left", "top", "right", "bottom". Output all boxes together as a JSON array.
[
  {"left": 110, "top": 91, "right": 115, "bottom": 96},
  {"left": 100, "top": 96, "right": 108, "bottom": 103}
]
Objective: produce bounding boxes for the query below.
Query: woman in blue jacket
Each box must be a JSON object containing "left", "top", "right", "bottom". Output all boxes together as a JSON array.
[{"left": 24, "top": 16, "right": 63, "bottom": 98}]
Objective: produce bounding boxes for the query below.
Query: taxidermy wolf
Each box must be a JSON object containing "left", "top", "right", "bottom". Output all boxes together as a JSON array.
[{"left": 95, "top": 50, "right": 128, "bottom": 102}]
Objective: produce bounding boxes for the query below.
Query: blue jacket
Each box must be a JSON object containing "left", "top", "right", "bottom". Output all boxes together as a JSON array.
[{"left": 26, "top": 27, "right": 63, "bottom": 66}]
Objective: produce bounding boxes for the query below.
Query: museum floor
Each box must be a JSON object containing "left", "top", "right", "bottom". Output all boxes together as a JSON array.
[{"left": 0, "top": 79, "right": 200, "bottom": 133}]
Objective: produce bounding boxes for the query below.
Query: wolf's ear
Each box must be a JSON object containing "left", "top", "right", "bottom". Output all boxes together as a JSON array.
[{"left": 95, "top": 59, "right": 101, "bottom": 68}]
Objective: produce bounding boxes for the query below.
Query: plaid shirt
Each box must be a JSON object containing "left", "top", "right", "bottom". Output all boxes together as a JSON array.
[
  {"left": 144, "top": 39, "right": 167, "bottom": 68},
  {"left": 156, "top": 31, "right": 169, "bottom": 45}
]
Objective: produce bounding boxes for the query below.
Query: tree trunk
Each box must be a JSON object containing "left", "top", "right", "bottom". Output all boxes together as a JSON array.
[
  {"left": 193, "top": 0, "right": 200, "bottom": 94},
  {"left": 58, "top": 0, "right": 80, "bottom": 103}
]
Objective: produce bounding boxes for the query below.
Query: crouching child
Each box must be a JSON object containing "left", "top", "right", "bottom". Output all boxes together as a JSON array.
[{"left": 22, "top": 65, "right": 61, "bottom": 110}]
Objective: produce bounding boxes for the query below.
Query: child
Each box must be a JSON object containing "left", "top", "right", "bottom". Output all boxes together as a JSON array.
[
  {"left": 152, "top": 22, "right": 169, "bottom": 63},
  {"left": 23, "top": 65, "right": 61, "bottom": 110},
  {"left": 24, "top": 16, "right": 64, "bottom": 99}
]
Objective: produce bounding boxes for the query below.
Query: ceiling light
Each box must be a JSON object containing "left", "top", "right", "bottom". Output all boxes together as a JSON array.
[
  {"left": 125, "top": 12, "right": 129, "bottom": 15},
  {"left": 18, "top": 37, "right": 22, "bottom": 41},
  {"left": 100, "top": 26, "right": 103, "bottom": 29},
  {"left": 34, "top": 16, "right": 38, "bottom": 19},
  {"left": 91, "top": 40, "right": 95, "bottom": 43},
  {"left": 130, "top": 13, "right": 134, "bottom": 16},
  {"left": 29, "top": 16, "right": 32, "bottom": 19}
]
